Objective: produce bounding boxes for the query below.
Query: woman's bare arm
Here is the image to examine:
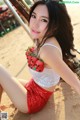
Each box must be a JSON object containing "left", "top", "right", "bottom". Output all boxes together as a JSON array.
[{"left": 40, "top": 45, "right": 80, "bottom": 95}]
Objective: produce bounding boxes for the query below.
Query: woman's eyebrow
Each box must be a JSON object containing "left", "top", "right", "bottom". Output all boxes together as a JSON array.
[
  {"left": 32, "top": 12, "right": 36, "bottom": 14},
  {"left": 41, "top": 16, "right": 49, "bottom": 19}
]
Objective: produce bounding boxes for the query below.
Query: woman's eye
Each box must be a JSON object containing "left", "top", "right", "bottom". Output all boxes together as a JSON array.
[
  {"left": 41, "top": 19, "right": 48, "bottom": 22},
  {"left": 31, "top": 14, "right": 36, "bottom": 18}
]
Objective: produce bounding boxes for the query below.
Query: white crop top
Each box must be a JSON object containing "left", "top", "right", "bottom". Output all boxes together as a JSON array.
[{"left": 28, "top": 43, "right": 62, "bottom": 88}]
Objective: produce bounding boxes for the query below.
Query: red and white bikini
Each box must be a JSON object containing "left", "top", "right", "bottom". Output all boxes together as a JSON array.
[{"left": 25, "top": 43, "right": 62, "bottom": 113}]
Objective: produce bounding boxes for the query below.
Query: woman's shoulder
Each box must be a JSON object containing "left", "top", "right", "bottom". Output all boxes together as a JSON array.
[
  {"left": 40, "top": 37, "right": 62, "bottom": 57},
  {"left": 38, "top": 37, "right": 63, "bottom": 68},
  {"left": 45, "top": 37, "right": 61, "bottom": 50}
]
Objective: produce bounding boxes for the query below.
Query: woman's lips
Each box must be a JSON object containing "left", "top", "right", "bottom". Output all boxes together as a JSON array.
[{"left": 32, "top": 29, "right": 40, "bottom": 34}]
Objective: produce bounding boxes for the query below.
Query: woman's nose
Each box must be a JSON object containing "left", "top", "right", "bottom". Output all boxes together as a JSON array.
[{"left": 33, "top": 20, "right": 39, "bottom": 28}]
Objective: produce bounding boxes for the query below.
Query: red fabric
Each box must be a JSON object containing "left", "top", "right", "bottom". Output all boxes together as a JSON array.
[{"left": 25, "top": 79, "right": 53, "bottom": 113}]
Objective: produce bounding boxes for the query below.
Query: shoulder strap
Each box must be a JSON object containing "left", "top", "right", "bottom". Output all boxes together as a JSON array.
[{"left": 38, "top": 43, "right": 62, "bottom": 56}]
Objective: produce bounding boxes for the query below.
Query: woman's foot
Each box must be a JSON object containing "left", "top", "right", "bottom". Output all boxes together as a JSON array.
[
  {"left": 0, "top": 105, "right": 8, "bottom": 111},
  {"left": 0, "top": 104, "right": 17, "bottom": 111}
]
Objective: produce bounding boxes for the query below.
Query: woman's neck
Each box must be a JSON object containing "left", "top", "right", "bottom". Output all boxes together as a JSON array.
[{"left": 34, "top": 39, "right": 40, "bottom": 47}]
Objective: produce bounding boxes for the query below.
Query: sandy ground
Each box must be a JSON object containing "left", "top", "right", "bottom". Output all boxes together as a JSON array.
[{"left": 0, "top": 5, "right": 80, "bottom": 120}]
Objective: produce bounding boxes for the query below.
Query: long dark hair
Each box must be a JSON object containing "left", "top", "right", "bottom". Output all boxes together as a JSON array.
[{"left": 28, "top": 0, "right": 76, "bottom": 70}]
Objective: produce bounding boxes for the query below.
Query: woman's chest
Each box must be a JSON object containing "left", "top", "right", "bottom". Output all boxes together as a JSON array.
[{"left": 25, "top": 46, "right": 45, "bottom": 72}]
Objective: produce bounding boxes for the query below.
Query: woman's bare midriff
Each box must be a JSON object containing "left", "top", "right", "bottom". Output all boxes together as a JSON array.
[{"left": 41, "top": 85, "right": 56, "bottom": 92}]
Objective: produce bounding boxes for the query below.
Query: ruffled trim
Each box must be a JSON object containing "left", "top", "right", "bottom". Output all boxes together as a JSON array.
[{"left": 25, "top": 47, "right": 44, "bottom": 72}]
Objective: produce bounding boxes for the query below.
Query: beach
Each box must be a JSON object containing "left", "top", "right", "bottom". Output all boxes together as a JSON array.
[{"left": 0, "top": 5, "right": 80, "bottom": 120}]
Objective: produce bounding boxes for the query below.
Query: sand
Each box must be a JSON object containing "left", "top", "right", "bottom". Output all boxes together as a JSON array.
[{"left": 0, "top": 5, "right": 80, "bottom": 120}]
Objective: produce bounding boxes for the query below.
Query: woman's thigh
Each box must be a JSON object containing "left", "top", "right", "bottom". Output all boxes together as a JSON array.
[
  {"left": 17, "top": 78, "right": 29, "bottom": 87},
  {"left": 0, "top": 65, "right": 28, "bottom": 113}
]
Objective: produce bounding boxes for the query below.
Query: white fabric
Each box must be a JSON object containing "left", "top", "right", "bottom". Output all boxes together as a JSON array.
[
  {"left": 38, "top": 43, "right": 62, "bottom": 57},
  {"left": 29, "top": 43, "right": 62, "bottom": 88}
]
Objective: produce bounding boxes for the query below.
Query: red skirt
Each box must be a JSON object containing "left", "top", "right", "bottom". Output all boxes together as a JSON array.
[{"left": 25, "top": 79, "right": 53, "bottom": 113}]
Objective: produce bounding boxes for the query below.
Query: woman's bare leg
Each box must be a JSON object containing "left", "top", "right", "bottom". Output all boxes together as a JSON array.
[
  {"left": 0, "top": 65, "right": 28, "bottom": 113},
  {"left": 17, "top": 78, "right": 29, "bottom": 87},
  {"left": 0, "top": 79, "right": 27, "bottom": 103}
]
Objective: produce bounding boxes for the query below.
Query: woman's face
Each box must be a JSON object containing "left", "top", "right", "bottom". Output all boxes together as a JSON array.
[{"left": 29, "top": 5, "right": 49, "bottom": 41}]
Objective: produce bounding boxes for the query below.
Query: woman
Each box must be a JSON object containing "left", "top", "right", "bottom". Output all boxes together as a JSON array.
[{"left": 0, "top": 0, "right": 80, "bottom": 114}]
